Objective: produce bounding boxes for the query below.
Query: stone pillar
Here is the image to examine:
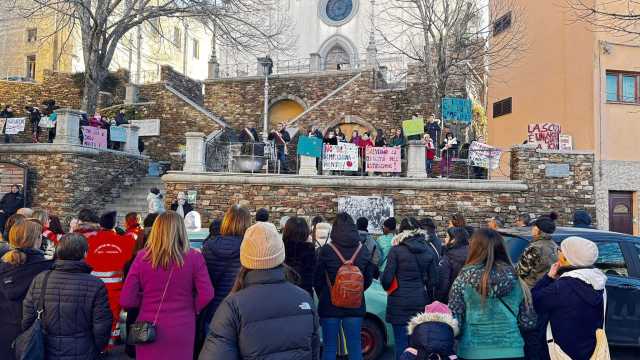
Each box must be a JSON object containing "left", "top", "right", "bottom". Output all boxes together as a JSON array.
[
  {"left": 125, "top": 84, "right": 139, "bottom": 104},
  {"left": 366, "top": 41, "right": 378, "bottom": 68},
  {"left": 298, "top": 156, "right": 318, "bottom": 176},
  {"left": 121, "top": 124, "right": 140, "bottom": 155},
  {"left": 208, "top": 61, "right": 220, "bottom": 79},
  {"left": 183, "top": 132, "right": 206, "bottom": 172},
  {"left": 310, "top": 53, "right": 322, "bottom": 71},
  {"left": 53, "top": 109, "right": 82, "bottom": 145},
  {"left": 406, "top": 140, "right": 427, "bottom": 178}
]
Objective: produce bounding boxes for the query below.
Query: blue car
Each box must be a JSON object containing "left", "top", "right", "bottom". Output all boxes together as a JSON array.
[{"left": 501, "top": 226, "right": 640, "bottom": 348}]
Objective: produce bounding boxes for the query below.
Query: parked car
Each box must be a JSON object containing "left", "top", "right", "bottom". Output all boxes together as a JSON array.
[{"left": 501, "top": 226, "right": 640, "bottom": 348}]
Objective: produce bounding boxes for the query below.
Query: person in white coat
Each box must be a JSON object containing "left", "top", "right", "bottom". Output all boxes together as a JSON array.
[{"left": 146, "top": 188, "right": 165, "bottom": 215}]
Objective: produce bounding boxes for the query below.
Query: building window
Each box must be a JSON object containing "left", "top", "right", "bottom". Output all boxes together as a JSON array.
[
  {"left": 607, "top": 71, "right": 640, "bottom": 104},
  {"left": 493, "top": 97, "right": 512, "bottom": 118},
  {"left": 26, "top": 28, "right": 37, "bottom": 42},
  {"left": 173, "top": 27, "right": 181, "bottom": 48},
  {"left": 493, "top": 12, "right": 512, "bottom": 36},
  {"left": 192, "top": 39, "right": 199, "bottom": 59},
  {"left": 26, "top": 55, "right": 36, "bottom": 79}
]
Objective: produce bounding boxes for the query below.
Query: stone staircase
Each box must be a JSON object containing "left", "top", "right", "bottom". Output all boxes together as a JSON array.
[{"left": 103, "top": 176, "right": 166, "bottom": 224}]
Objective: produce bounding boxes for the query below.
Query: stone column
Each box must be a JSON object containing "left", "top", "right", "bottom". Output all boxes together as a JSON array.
[
  {"left": 298, "top": 156, "right": 318, "bottom": 176},
  {"left": 183, "top": 132, "right": 206, "bottom": 172},
  {"left": 121, "top": 124, "right": 140, "bottom": 155},
  {"left": 125, "top": 85, "right": 139, "bottom": 104},
  {"left": 53, "top": 109, "right": 82, "bottom": 145},
  {"left": 310, "top": 53, "right": 322, "bottom": 71},
  {"left": 208, "top": 61, "right": 220, "bottom": 79},
  {"left": 406, "top": 140, "right": 427, "bottom": 178}
]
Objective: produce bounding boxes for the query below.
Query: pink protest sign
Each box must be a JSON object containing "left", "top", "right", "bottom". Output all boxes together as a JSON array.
[
  {"left": 82, "top": 126, "right": 108, "bottom": 149},
  {"left": 365, "top": 147, "right": 401, "bottom": 173},
  {"left": 527, "top": 123, "right": 561, "bottom": 150}
]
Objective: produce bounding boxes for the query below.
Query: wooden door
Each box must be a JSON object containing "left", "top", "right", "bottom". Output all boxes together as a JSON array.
[{"left": 609, "top": 191, "right": 634, "bottom": 235}]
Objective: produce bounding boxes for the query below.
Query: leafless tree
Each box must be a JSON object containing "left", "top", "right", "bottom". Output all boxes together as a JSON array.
[
  {"left": 567, "top": 0, "right": 640, "bottom": 40},
  {"left": 376, "top": 0, "right": 526, "bottom": 115},
  {"left": 7, "top": 0, "right": 291, "bottom": 114}
]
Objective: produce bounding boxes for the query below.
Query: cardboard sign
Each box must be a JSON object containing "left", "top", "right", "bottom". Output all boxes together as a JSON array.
[
  {"left": 38, "top": 116, "right": 55, "bottom": 128},
  {"left": 402, "top": 118, "right": 425, "bottom": 136},
  {"left": 322, "top": 143, "right": 359, "bottom": 171},
  {"left": 365, "top": 147, "right": 401, "bottom": 173},
  {"left": 110, "top": 126, "right": 127, "bottom": 142},
  {"left": 130, "top": 119, "right": 160, "bottom": 136},
  {"left": 442, "top": 97, "right": 472, "bottom": 123},
  {"left": 4, "top": 118, "right": 26, "bottom": 134},
  {"left": 297, "top": 136, "right": 323, "bottom": 158},
  {"left": 187, "top": 190, "right": 197, "bottom": 204},
  {"left": 559, "top": 134, "right": 573, "bottom": 151},
  {"left": 82, "top": 126, "right": 108, "bottom": 149},
  {"left": 527, "top": 123, "right": 561, "bottom": 150},
  {"left": 0, "top": 119, "right": 5, "bottom": 134},
  {"left": 469, "top": 141, "right": 502, "bottom": 170},
  {"left": 338, "top": 196, "right": 394, "bottom": 234}
]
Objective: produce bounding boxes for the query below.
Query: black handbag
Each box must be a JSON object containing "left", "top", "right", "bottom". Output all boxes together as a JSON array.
[
  {"left": 13, "top": 271, "right": 52, "bottom": 360},
  {"left": 126, "top": 267, "right": 174, "bottom": 345}
]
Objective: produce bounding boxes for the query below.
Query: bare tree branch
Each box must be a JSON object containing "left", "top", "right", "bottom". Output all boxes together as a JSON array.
[{"left": 567, "top": 0, "right": 640, "bottom": 41}]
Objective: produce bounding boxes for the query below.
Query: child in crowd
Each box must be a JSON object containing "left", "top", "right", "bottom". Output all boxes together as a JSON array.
[{"left": 400, "top": 301, "right": 458, "bottom": 360}]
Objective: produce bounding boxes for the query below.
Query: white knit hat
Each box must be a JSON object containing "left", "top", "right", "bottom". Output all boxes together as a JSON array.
[
  {"left": 560, "top": 236, "right": 599, "bottom": 267},
  {"left": 240, "top": 222, "right": 285, "bottom": 270}
]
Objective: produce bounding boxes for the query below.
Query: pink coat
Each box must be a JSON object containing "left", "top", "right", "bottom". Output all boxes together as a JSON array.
[{"left": 120, "top": 249, "right": 214, "bottom": 359}]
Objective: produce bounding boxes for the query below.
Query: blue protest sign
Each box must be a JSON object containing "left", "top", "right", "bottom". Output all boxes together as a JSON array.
[
  {"left": 110, "top": 126, "right": 127, "bottom": 142},
  {"left": 441, "top": 97, "right": 472, "bottom": 123},
  {"left": 297, "top": 136, "right": 323, "bottom": 158}
]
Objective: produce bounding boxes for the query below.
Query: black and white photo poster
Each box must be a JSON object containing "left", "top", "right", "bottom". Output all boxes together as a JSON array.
[{"left": 338, "top": 196, "right": 394, "bottom": 234}]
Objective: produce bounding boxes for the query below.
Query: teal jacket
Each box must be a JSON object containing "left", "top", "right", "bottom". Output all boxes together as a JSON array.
[
  {"left": 375, "top": 233, "right": 394, "bottom": 272},
  {"left": 448, "top": 263, "right": 536, "bottom": 359}
]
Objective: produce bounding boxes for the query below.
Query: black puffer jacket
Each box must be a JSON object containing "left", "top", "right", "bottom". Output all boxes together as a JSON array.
[
  {"left": 284, "top": 240, "right": 316, "bottom": 295},
  {"left": 436, "top": 242, "right": 469, "bottom": 302},
  {"left": 202, "top": 235, "right": 242, "bottom": 323},
  {"left": 22, "top": 260, "right": 112, "bottom": 360},
  {"left": 401, "top": 310, "right": 459, "bottom": 359},
  {"left": 0, "top": 249, "right": 53, "bottom": 359},
  {"left": 313, "top": 221, "right": 375, "bottom": 318},
  {"left": 198, "top": 267, "right": 320, "bottom": 360},
  {"left": 381, "top": 230, "right": 438, "bottom": 325}
]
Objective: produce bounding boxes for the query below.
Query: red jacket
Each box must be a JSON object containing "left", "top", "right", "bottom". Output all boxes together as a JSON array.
[
  {"left": 425, "top": 140, "right": 436, "bottom": 160},
  {"left": 85, "top": 230, "right": 135, "bottom": 280}
]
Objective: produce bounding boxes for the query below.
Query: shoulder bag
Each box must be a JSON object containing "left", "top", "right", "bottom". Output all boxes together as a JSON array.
[
  {"left": 13, "top": 270, "right": 52, "bottom": 360},
  {"left": 127, "top": 266, "right": 174, "bottom": 345}
]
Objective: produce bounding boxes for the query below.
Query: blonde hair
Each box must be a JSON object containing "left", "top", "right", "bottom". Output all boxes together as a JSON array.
[
  {"left": 31, "top": 209, "right": 49, "bottom": 225},
  {"left": 144, "top": 211, "right": 189, "bottom": 269},
  {"left": 220, "top": 205, "right": 251, "bottom": 237},
  {"left": 1, "top": 220, "right": 43, "bottom": 266}
]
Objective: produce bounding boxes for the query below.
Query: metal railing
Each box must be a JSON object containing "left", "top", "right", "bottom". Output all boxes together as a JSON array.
[{"left": 205, "top": 139, "right": 300, "bottom": 174}]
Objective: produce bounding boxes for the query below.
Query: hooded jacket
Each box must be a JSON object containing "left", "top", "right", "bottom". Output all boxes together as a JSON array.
[
  {"left": 202, "top": 235, "right": 243, "bottom": 323},
  {"left": 517, "top": 234, "right": 558, "bottom": 288},
  {"left": 573, "top": 210, "right": 593, "bottom": 229},
  {"left": 401, "top": 310, "right": 459, "bottom": 360},
  {"left": 311, "top": 222, "right": 331, "bottom": 249},
  {"left": 532, "top": 268, "right": 606, "bottom": 360},
  {"left": 284, "top": 240, "right": 316, "bottom": 295},
  {"left": 381, "top": 230, "right": 438, "bottom": 325},
  {"left": 147, "top": 192, "right": 165, "bottom": 214},
  {"left": 0, "top": 249, "right": 53, "bottom": 359},
  {"left": 436, "top": 240, "right": 469, "bottom": 303}
]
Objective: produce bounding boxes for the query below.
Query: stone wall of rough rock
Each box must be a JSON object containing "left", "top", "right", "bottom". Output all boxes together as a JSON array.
[
  {"left": 160, "top": 66, "right": 204, "bottom": 105},
  {"left": 0, "top": 145, "right": 148, "bottom": 225}
]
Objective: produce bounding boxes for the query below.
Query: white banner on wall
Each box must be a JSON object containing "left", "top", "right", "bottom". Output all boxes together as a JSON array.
[
  {"left": 338, "top": 196, "right": 394, "bottom": 234},
  {"left": 130, "top": 119, "right": 161, "bottom": 136},
  {"left": 322, "top": 143, "right": 359, "bottom": 171}
]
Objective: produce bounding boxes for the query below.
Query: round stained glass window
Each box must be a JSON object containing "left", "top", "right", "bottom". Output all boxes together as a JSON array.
[{"left": 319, "top": 0, "right": 359, "bottom": 27}]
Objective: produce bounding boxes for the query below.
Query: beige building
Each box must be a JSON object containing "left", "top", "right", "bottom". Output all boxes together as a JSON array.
[{"left": 488, "top": 0, "right": 640, "bottom": 234}]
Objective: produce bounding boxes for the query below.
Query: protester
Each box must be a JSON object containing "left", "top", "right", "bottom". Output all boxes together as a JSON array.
[
  {"left": 573, "top": 209, "right": 593, "bottom": 228},
  {"left": 440, "top": 132, "right": 458, "bottom": 177},
  {"left": 426, "top": 114, "right": 442, "bottom": 146},
  {"left": 324, "top": 129, "right": 338, "bottom": 145},
  {"left": 376, "top": 217, "right": 396, "bottom": 272},
  {"left": 120, "top": 211, "right": 214, "bottom": 360},
  {"left": 398, "top": 301, "right": 459, "bottom": 360},
  {"left": 448, "top": 228, "right": 536, "bottom": 359},
  {"left": 201, "top": 205, "right": 251, "bottom": 328},
  {"left": 239, "top": 121, "right": 259, "bottom": 143},
  {"left": 0, "top": 184, "right": 24, "bottom": 233},
  {"left": 147, "top": 187, "right": 165, "bottom": 215},
  {"left": 487, "top": 216, "right": 504, "bottom": 230},
  {"left": 199, "top": 222, "right": 320, "bottom": 359},
  {"left": 171, "top": 191, "right": 194, "bottom": 218},
  {"left": 390, "top": 128, "right": 405, "bottom": 148},
  {"left": 375, "top": 128, "right": 387, "bottom": 147},
  {"left": 382, "top": 217, "right": 439, "bottom": 360},
  {"left": 356, "top": 217, "right": 382, "bottom": 274},
  {"left": 311, "top": 220, "right": 332, "bottom": 249},
  {"left": 256, "top": 207, "right": 270, "bottom": 222},
  {"left": 142, "top": 213, "right": 159, "bottom": 241},
  {"left": 268, "top": 123, "right": 291, "bottom": 172},
  {"left": 185, "top": 210, "right": 202, "bottom": 232},
  {"left": 532, "top": 236, "right": 606, "bottom": 360},
  {"left": 335, "top": 127, "right": 346, "bottom": 142},
  {"left": 2, "top": 213, "right": 26, "bottom": 243},
  {"left": 350, "top": 130, "right": 362, "bottom": 147},
  {"left": 72, "top": 208, "right": 101, "bottom": 235},
  {"left": 309, "top": 126, "right": 323, "bottom": 139},
  {"left": 25, "top": 106, "right": 42, "bottom": 143},
  {"left": 0, "top": 220, "right": 53, "bottom": 359},
  {"left": 283, "top": 216, "right": 315, "bottom": 295},
  {"left": 17, "top": 207, "right": 33, "bottom": 217},
  {"left": 517, "top": 213, "right": 558, "bottom": 288},
  {"left": 115, "top": 108, "right": 128, "bottom": 125},
  {"left": 423, "top": 133, "right": 436, "bottom": 176},
  {"left": 419, "top": 217, "right": 442, "bottom": 256},
  {"left": 207, "top": 218, "right": 222, "bottom": 239},
  {"left": 21, "top": 233, "right": 113, "bottom": 360},
  {"left": 436, "top": 227, "right": 470, "bottom": 303},
  {"left": 516, "top": 213, "right": 531, "bottom": 227},
  {"left": 313, "top": 212, "right": 375, "bottom": 360},
  {"left": 48, "top": 215, "right": 65, "bottom": 237},
  {"left": 32, "top": 209, "right": 57, "bottom": 258},
  {"left": 124, "top": 212, "right": 144, "bottom": 241},
  {"left": 448, "top": 213, "right": 474, "bottom": 236},
  {"left": 1, "top": 105, "right": 15, "bottom": 143}
]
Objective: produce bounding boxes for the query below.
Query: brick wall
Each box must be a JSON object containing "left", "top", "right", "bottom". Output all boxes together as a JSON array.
[
  {"left": 0, "top": 162, "right": 26, "bottom": 197},
  {"left": 160, "top": 66, "right": 203, "bottom": 105}
]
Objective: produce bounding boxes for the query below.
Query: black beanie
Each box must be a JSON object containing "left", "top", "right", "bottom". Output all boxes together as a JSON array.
[
  {"left": 100, "top": 211, "right": 118, "bottom": 230},
  {"left": 533, "top": 216, "right": 556, "bottom": 234},
  {"left": 383, "top": 217, "right": 397, "bottom": 231}
]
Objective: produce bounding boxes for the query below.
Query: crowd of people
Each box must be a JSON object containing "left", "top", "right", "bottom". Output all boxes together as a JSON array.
[{"left": 0, "top": 194, "right": 608, "bottom": 360}]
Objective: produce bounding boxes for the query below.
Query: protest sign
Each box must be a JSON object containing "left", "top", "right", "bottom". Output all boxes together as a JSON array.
[
  {"left": 130, "top": 119, "right": 160, "bottom": 136},
  {"left": 5, "top": 118, "right": 26, "bottom": 135},
  {"left": 365, "top": 147, "right": 401, "bottom": 173},
  {"left": 82, "top": 126, "right": 108, "bottom": 149},
  {"left": 110, "top": 126, "right": 127, "bottom": 142},
  {"left": 187, "top": 190, "right": 197, "bottom": 204},
  {"left": 442, "top": 97, "right": 472, "bottom": 123},
  {"left": 402, "top": 118, "right": 425, "bottom": 136},
  {"left": 38, "top": 116, "right": 55, "bottom": 128},
  {"left": 338, "top": 196, "right": 394, "bottom": 234},
  {"left": 297, "top": 136, "right": 323, "bottom": 158},
  {"left": 0, "top": 119, "right": 5, "bottom": 134},
  {"left": 559, "top": 134, "right": 573, "bottom": 151},
  {"left": 322, "top": 143, "right": 359, "bottom": 171},
  {"left": 527, "top": 123, "right": 561, "bottom": 150},
  {"left": 468, "top": 141, "right": 502, "bottom": 170}
]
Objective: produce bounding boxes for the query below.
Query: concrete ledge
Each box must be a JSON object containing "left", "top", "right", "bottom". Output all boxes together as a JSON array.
[
  {"left": 204, "top": 68, "right": 365, "bottom": 84},
  {"left": 512, "top": 144, "right": 594, "bottom": 155},
  {"left": 162, "top": 171, "right": 529, "bottom": 192},
  {"left": 0, "top": 143, "right": 148, "bottom": 159}
]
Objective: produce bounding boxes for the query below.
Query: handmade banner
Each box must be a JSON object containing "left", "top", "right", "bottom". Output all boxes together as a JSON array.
[
  {"left": 38, "top": 116, "right": 55, "bottom": 128},
  {"left": 322, "top": 143, "right": 359, "bottom": 171},
  {"left": 442, "top": 97, "right": 472, "bottom": 123},
  {"left": 110, "top": 126, "right": 127, "bottom": 142},
  {"left": 338, "top": 196, "right": 394, "bottom": 234},
  {"left": 468, "top": 141, "right": 502, "bottom": 170},
  {"left": 82, "top": 126, "right": 108, "bottom": 149},
  {"left": 0, "top": 119, "right": 5, "bottom": 134},
  {"left": 297, "top": 136, "right": 323, "bottom": 158},
  {"left": 559, "top": 134, "right": 573, "bottom": 151},
  {"left": 4, "top": 118, "right": 26, "bottom": 135},
  {"left": 365, "top": 147, "right": 401, "bottom": 173},
  {"left": 402, "top": 117, "right": 425, "bottom": 137},
  {"left": 130, "top": 119, "right": 160, "bottom": 136},
  {"left": 527, "top": 123, "right": 561, "bottom": 150}
]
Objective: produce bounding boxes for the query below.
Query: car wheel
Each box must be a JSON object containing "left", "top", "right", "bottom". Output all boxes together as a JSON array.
[{"left": 361, "top": 317, "right": 385, "bottom": 360}]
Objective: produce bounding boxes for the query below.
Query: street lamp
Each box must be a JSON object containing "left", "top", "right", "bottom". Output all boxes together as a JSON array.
[{"left": 258, "top": 56, "right": 273, "bottom": 143}]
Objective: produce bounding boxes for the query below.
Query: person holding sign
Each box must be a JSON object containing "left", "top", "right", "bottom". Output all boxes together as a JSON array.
[
  {"left": 239, "top": 121, "right": 259, "bottom": 155},
  {"left": 335, "top": 127, "right": 346, "bottom": 143},
  {"left": 425, "top": 114, "right": 442, "bottom": 147},
  {"left": 323, "top": 129, "right": 338, "bottom": 145},
  {"left": 268, "top": 123, "right": 291, "bottom": 172},
  {"left": 1, "top": 105, "right": 15, "bottom": 143},
  {"left": 439, "top": 132, "right": 458, "bottom": 178},
  {"left": 25, "top": 106, "right": 42, "bottom": 143},
  {"left": 423, "top": 133, "right": 436, "bottom": 177}
]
